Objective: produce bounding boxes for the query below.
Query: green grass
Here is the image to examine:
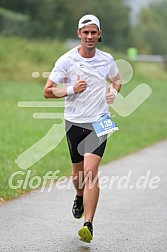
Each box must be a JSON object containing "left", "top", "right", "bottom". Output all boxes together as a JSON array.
[
  {"left": 0, "top": 81, "right": 71, "bottom": 200},
  {"left": 0, "top": 37, "right": 167, "bottom": 202},
  {"left": 0, "top": 36, "right": 67, "bottom": 82},
  {"left": 104, "top": 62, "right": 167, "bottom": 161}
]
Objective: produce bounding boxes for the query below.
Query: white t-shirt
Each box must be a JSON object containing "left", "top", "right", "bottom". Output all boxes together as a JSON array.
[{"left": 49, "top": 46, "right": 118, "bottom": 123}]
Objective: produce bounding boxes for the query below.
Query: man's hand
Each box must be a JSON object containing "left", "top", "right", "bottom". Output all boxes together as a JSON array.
[
  {"left": 73, "top": 75, "right": 86, "bottom": 94},
  {"left": 106, "top": 87, "right": 118, "bottom": 104}
]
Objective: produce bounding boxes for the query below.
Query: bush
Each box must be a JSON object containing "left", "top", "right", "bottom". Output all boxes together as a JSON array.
[{"left": 0, "top": 7, "right": 30, "bottom": 37}]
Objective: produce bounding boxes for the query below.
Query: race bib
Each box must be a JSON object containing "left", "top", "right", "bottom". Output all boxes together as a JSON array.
[{"left": 92, "top": 114, "right": 119, "bottom": 137}]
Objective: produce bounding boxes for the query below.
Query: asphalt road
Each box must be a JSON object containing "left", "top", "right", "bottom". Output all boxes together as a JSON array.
[{"left": 0, "top": 140, "right": 167, "bottom": 252}]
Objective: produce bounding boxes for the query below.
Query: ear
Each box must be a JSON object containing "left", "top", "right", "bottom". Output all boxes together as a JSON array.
[
  {"left": 77, "top": 29, "right": 81, "bottom": 39},
  {"left": 99, "top": 30, "right": 102, "bottom": 39}
]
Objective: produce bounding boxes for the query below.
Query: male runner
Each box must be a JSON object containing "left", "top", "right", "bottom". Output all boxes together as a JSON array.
[{"left": 44, "top": 14, "right": 121, "bottom": 243}]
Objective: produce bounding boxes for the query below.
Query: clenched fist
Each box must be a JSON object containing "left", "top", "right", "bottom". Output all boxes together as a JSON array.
[{"left": 73, "top": 75, "right": 86, "bottom": 94}]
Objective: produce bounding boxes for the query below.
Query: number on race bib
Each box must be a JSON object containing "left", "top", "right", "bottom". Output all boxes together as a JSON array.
[
  {"left": 100, "top": 119, "right": 113, "bottom": 129},
  {"left": 92, "top": 115, "right": 119, "bottom": 137}
]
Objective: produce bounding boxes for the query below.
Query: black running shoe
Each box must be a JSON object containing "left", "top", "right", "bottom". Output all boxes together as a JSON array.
[
  {"left": 78, "top": 222, "right": 93, "bottom": 243},
  {"left": 72, "top": 195, "right": 84, "bottom": 219}
]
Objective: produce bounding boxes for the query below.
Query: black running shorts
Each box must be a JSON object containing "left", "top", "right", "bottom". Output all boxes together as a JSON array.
[{"left": 65, "top": 120, "right": 107, "bottom": 163}]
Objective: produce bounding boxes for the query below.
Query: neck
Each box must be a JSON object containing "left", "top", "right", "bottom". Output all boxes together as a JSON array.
[{"left": 78, "top": 45, "right": 96, "bottom": 58}]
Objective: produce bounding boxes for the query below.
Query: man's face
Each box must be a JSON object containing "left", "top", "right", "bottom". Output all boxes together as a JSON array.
[{"left": 77, "top": 24, "right": 101, "bottom": 50}]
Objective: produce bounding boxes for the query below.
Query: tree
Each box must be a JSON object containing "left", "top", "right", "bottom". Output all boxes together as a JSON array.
[
  {"left": 132, "top": 0, "right": 167, "bottom": 54},
  {"left": 0, "top": 0, "right": 28, "bottom": 13},
  {"left": 0, "top": 0, "right": 131, "bottom": 51},
  {"left": 72, "top": 0, "right": 131, "bottom": 51}
]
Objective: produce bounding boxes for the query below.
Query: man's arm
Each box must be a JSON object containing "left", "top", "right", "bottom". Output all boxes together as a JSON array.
[
  {"left": 43, "top": 75, "right": 86, "bottom": 99},
  {"left": 109, "top": 72, "right": 121, "bottom": 92},
  {"left": 106, "top": 73, "right": 121, "bottom": 104},
  {"left": 43, "top": 79, "right": 67, "bottom": 98}
]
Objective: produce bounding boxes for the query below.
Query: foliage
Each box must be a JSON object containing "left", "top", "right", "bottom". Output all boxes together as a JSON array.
[
  {"left": 0, "top": 0, "right": 131, "bottom": 51},
  {"left": 0, "top": 0, "right": 167, "bottom": 53},
  {"left": 0, "top": 7, "right": 30, "bottom": 36},
  {"left": 132, "top": 0, "right": 167, "bottom": 54}
]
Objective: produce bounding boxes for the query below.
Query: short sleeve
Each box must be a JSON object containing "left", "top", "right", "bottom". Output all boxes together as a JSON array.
[
  {"left": 107, "top": 56, "right": 119, "bottom": 79},
  {"left": 49, "top": 56, "right": 67, "bottom": 84}
]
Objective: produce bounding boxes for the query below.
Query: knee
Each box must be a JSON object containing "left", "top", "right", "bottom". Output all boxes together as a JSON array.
[
  {"left": 72, "top": 170, "right": 84, "bottom": 180},
  {"left": 84, "top": 166, "right": 98, "bottom": 181}
]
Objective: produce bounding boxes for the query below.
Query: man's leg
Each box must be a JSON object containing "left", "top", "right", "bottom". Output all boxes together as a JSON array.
[
  {"left": 72, "top": 161, "right": 84, "bottom": 196},
  {"left": 71, "top": 154, "right": 101, "bottom": 221},
  {"left": 83, "top": 153, "right": 101, "bottom": 223},
  {"left": 78, "top": 153, "right": 101, "bottom": 242},
  {"left": 71, "top": 161, "right": 85, "bottom": 219}
]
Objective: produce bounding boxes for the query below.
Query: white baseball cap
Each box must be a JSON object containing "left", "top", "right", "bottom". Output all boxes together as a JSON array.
[
  {"left": 78, "top": 14, "right": 100, "bottom": 29},
  {"left": 78, "top": 14, "right": 102, "bottom": 42}
]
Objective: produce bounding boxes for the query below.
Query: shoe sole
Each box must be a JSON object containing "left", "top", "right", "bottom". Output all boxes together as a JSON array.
[{"left": 78, "top": 226, "right": 93, "bottom": 243}]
